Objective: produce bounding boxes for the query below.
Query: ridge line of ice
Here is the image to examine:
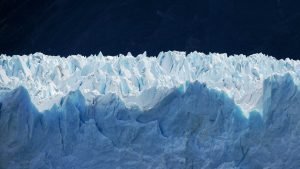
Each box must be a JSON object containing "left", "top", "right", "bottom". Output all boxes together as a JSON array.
[{"left": 1, "top": 51, "right": 300, "bottom": 115}]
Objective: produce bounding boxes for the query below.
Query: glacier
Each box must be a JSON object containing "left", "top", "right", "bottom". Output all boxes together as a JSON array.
[{"left": 0, "top": 51, "right": 300, "bottom": 169}]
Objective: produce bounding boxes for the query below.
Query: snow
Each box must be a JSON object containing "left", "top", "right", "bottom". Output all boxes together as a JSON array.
[{"left": 1, "top": 51, "right": 299, "bottom": 116}]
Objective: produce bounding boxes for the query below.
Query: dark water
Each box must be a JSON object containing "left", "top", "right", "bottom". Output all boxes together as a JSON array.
[{"left": 0, "top": 0, "right": 300, "bottom": 59}]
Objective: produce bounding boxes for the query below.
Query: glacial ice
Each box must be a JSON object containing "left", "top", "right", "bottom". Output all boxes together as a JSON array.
[
  {"left": 0, "top": 51, "right": 300, "bottom": 168},
  {"left": 1, "top": 51, "right": 300, "bottom": 114}
]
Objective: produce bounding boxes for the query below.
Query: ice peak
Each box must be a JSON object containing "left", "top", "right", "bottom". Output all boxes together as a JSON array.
[{"left": 0, "top": 51, "right": 299, "bottom": 114}]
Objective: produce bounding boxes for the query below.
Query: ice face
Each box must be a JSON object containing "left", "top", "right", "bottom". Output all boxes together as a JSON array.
[
  {"left": 1, "top": 51, "right": 300, "bottom": 168},
  {"left": 1, "top": 51, "right": 299, "bottom": 115}
]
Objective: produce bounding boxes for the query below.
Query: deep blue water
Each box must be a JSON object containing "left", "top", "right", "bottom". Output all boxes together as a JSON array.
[{"left": 0, "top": 0, "right": 300, "bottom": 59}]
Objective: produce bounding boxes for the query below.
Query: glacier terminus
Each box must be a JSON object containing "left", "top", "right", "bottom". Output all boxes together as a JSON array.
[{"left": 1, "top": 51, "right": 300, "bottom": 169}]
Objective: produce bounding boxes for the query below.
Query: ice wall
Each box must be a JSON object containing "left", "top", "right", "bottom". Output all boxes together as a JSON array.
[
  {"left": 1, "top": 51, "right": 299, "bottom": 115},
  {"left": 0, "top": 52, "right": 300, "bottom": 168}
]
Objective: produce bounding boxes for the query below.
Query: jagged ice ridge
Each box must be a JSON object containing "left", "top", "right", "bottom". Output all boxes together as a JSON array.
[
  {"left": 1, "top": 51, "right": 300, "bottom": 115},
  {"left": 0, "top": 51, "right": 300, "bottom": 169}
]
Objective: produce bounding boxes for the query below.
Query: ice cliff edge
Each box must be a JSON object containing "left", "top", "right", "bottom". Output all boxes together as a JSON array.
[
  {"left": 1, "top": 51, "right": 300, "bottom": 114},
  {"left": 1, "top": 51, "right": 300, "bottom": 168}
]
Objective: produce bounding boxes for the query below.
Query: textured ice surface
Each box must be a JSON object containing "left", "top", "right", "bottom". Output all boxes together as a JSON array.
[
  {"left": 1, "top": 51, "right": 300, "bottom": 169},
  {"left": 1, "top": 51, "right": 300, "bottom": 114}
]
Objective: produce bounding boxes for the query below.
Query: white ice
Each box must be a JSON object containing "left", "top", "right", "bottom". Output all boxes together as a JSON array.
[{"left": 1, "top": 51, "right": 299, "bottom": 117}]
